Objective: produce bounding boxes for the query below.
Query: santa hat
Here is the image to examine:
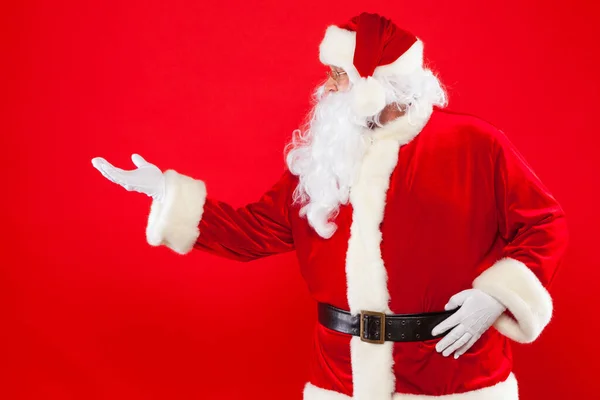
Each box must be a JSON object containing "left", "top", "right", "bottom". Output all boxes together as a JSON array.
[{"left": 319, "top": 12, "right": 424, "bottom": 117}]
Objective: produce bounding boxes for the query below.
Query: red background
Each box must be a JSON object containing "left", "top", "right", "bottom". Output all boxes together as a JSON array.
[{"left": 3, "top": 0, "right": 599, "bottom": 399}]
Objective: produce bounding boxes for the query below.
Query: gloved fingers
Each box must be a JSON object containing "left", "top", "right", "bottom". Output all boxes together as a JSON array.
[
  {"left": 442, "top": 331, "right": 473, "bottom": 357},
  {"left": 432, "top": 309, "right": 463, "bottom": 337},
  {"left": 435, "top": 324, "right": 466, "bottom": 353},
  {"left": 470, "top": 311, "right": 495, "bottom": 332},
  {"left": 98, "top": 168, "right": 118, "bottom": 185},
  {"left": 91, "top": 157, "right": 106, "bottom": 170},
  {"left": 92, "top": 157, "right": 120, "bottom": 184},
  {"left": 91, "top": 157, "right": 116, "bottom": 178},
  {"left": 96, "top": 160, "right": 135, "bottom": 187},
  {"left": 92, "top": 158, "right": 110, "bottom": 178},
  {"left": 131, "top": 153, "right": 152, "bottom": 168},
  {"left": 444, "top": 289, "right": 474, "bottom": 311},
  {"left": 453, "top": 333, "right": 480, "bottom": 359}
]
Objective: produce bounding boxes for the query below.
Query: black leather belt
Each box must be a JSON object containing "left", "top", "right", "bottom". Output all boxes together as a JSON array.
[{"left": 318, "top": 303, "right": 456, "bottom": 344}]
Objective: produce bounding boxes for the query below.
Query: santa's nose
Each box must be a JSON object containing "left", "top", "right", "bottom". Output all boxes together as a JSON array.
[{"left": 324, "top": 77, "right": 338, "bottom": 93}]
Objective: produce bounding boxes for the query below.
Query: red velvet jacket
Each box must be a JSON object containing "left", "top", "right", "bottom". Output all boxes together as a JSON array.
[{"left": 145, "top": 108, "right": 568, "bottom": 400}]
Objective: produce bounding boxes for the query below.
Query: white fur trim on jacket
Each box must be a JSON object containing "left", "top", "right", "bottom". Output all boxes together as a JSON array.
[
  {"left": 346, "top": 123, "right": 399, "bottom": 400},
  {"left": 342, "top": 107, "right": 433, "bottom": 400},
  {"left": 303, "top": 373, "right": 519, "bottom": 399},
  {"left": 473, "top": 257, "right": 553, "bottom": 343},
  {"left": 145, "top": 170, "right": 207, "bottom": 255}
]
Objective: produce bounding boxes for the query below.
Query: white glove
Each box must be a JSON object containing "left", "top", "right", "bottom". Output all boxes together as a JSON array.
[
  {"left": 431, "top": 288, "right": 506, "bottom": 359},
  {"left": 91, "top": 154, "right": 166, "bottom": 202}
]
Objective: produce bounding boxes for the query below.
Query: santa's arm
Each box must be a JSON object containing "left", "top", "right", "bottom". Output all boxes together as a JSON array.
[
  {"left": 472, "top": 130, "right": 569, "bottom": 343},
  {"left": 145, "top": 169, "right": 296, "bottom": 261}
]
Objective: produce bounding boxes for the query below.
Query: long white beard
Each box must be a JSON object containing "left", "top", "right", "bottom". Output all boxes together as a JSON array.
[{"left": 286, "top": 88, "right": 370, "bottom": 239}]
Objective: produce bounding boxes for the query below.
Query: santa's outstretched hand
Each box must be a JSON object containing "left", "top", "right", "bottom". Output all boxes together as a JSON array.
[
  {"left": 431, "top": 288, "right": 506, "bottom": 359},
  {"left": 91, "top": 154, "right": 166, "bottom": 202}
]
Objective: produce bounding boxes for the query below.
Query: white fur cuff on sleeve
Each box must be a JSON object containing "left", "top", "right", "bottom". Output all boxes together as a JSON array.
[
  {"left": 145, "top": 170, "right": 207, "bottom": 255},
  {"left": 473, "top": 257, "right": 553, "bottom": 343}
]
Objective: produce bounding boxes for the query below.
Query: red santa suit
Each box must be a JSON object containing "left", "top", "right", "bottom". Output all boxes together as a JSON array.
[{"left": 144, "top": 13, "right": 568, "bottom": 400}]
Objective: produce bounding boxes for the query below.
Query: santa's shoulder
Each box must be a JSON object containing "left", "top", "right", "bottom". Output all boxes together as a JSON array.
[{"left": 422, "top": 108, "right": 509, "bottom": 150}]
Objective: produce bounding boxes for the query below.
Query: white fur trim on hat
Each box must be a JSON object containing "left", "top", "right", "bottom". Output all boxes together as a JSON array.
[
  {"left": 374, "top": 40, "right": 424, "bottom": 77},
  {"left": 473, "top": 257, "right": 553, "bottom": 343},
  {"left": 319, "top": 26, "right": 360, "bottom": 81},
  {"left": 146, "top": 169, "right": 207, "bottom": 255},
  {"left": 318, "top": 25, "right": 424, "bottom": 80}
]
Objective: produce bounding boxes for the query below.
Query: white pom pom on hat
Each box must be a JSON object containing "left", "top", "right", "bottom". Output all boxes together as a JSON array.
[
  {"left": 318, "top": 12, "right": 424, "bottom": 117},
  {"left": 352, "top": 77, "right": 386, "bottom": 117}
]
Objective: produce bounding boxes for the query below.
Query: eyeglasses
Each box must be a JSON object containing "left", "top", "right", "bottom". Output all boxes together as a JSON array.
[{"left": 326, "top": 70, "right": 348, "bottom": 82}]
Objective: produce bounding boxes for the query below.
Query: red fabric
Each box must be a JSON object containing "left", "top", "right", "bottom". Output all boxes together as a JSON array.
[
  {"left": 196, "top": 171, "right": 296, "bottom": 262},
  {"left": 493, "top": 130, "right": 569, "bottom": 284},
  {"left": 192, "top": 109, "right": 568, "bottom": 396},
  {"left": 341, "top": 12, "right": 417, "bottom": 77}
]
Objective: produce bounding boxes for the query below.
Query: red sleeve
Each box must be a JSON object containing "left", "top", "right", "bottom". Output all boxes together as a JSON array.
[
  {"left": 473, "top": 127, "right": 569, "bottom": 343},
  {"left": 494, "top": 130, "right": 569, "bottom": 285},
  {"left": 194, "top": 171, "right": 296, "bottom": 262}
]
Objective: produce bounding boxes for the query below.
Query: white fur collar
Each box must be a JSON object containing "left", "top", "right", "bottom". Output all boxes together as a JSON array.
[{"left": 369, "top": 104, "right": 433, "bottom": 145}]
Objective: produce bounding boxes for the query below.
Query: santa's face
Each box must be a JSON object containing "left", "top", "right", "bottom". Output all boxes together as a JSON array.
[{"left": 324, "top": 66, "right": 351, "bottom": 93}]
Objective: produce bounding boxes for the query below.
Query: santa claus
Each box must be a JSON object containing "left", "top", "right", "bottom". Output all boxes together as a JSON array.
[{"left": 92, "top": 12, "right": 568, "bottom": 400}]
